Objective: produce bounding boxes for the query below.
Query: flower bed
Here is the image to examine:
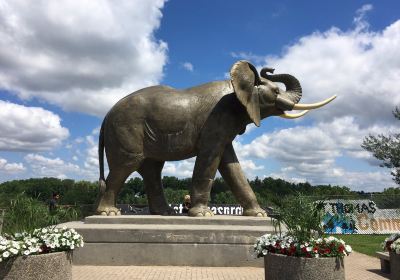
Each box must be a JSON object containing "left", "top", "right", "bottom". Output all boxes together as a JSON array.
[
  {"left": 382, "top": 233, "right": 400, "bottom": 280},
  {"left": 391, "top": 239, "right": 400, "bottom": 254},
  {"left": 382, "top": 233, "right": 400, "bottom": 254},
  {"left": 0, "top": 226, "right": 84, "bottom": 263},
  {"left": 254, "top": 234, "right": 352, "bottom": 258}
]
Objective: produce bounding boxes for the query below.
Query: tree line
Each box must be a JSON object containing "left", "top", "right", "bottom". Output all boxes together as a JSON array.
[{"left": 0, "top": 176, "right": 397, "bottom": 209}]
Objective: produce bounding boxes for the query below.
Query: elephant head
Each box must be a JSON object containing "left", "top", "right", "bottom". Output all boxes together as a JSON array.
[{"left": 230, "top": 60, "right": 335, "bottom": 126}]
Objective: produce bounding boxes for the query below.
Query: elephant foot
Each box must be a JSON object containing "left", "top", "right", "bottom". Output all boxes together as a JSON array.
[
  {"left": 96, "top": 206, "right": 121, "bottom": 216},
  {"left": 95, "top": 191, "right": 121, "bottom": 216},
  {"left": 243, "top": 207, "right": 268, "bottom": 217},
  {"left": 189, "top": 205, "right": 214, "bottom": 217}
]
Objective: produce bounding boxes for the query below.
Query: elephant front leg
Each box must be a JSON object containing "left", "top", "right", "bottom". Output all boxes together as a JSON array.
[
  {"left": 189, "top": 143, "right": 225, "bottom": 217},
  {"left": 218, "top": 143, "right": 267, "bottom": 217}
]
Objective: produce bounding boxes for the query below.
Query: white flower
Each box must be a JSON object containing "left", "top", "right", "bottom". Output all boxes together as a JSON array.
[
  {"left": 391, "top": 239, "right": 400, "bottom": 255},
  {"left": 23, "top": 250, "right": 30, "bottom": 255},
  {"left": 9, "top": 248, "right": 19, "bottom": 255},
  {"left": 2, "top": 251, "right": 10, "bottom": 258},
  {"left": 41, "top": 228, "right": 48, "bottom": 234},
  {"left": 262, "top": 249, "right": 267, "bottom": 255},
  {"left": 345, "top": 245, "right": 352, "bottom": 253}
]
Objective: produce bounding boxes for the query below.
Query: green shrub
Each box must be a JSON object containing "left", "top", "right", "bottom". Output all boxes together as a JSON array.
[
  {"left": 2, "top": 194, "right": 78, "bottom": 234},
  {"left": 276, "top": 194, "right": 325, "bottom": 242}
]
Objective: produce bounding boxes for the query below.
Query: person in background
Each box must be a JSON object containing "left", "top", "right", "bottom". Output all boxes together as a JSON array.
[
  {"left": 182, "top": 194, "right": 191, "bottom": 214},
  {"left": 49, "top": 192, "right": 60, "bottom": 212}
]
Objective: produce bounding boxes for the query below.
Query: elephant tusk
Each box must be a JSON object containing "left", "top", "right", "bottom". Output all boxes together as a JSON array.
[
  {"left": 292, "top": 95, "right": 337, "bottom": 110},
  {"left": 279, "top": 110, "right": 309, "bottom": 119}
]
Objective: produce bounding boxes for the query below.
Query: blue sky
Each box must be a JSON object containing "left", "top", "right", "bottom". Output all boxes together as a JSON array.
[{"left": 0, "top": 0, "right": 399, "bottom": 191}]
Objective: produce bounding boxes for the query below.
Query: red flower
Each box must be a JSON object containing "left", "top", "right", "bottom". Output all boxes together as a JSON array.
[{"left": 324, "top": 248, "right": 331, "bottom": 254}]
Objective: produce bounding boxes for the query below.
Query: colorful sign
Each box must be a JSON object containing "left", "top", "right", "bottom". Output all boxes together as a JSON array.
[{"left": 322, "top": 200, "right": 400, "bottom": 234}]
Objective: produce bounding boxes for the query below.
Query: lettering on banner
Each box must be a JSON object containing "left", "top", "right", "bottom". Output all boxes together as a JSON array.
[{"left": 322, "top": 199, "right": 400, "bottom": 234}]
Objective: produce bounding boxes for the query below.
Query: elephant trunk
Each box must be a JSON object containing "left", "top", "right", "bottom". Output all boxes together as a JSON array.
[{"left": 260, "top": 68, "right": 302, "bottom": 110}]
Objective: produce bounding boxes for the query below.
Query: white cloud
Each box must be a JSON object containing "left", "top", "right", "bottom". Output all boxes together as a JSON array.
[
  {"left": 353, "top": 4, "right": 373, "bottom": 31},
  {"left": 263, "top": 16, "right": 400, "bottom": 126},
  {"left": 0, "top": 100, "right": 69, "bottom": 151},
  {"left": 0, "top": 157, "right": 25, "bottom": 174},
  {"left": 163, "top": 158, "right": 195, "bottom": 178},
  {"left": 239, "top": 159, "right": 264, "bottom": 174},
  {"left": 230, "top": 52, "right": 266, "bottom": 64},
  {"left": 233, "top": 6, "right": 400, "bottom": 127},
  {"left": 235, "top": 116, "right": 398, "bottom": 190},
  {"left": 181, "top": 62, "right": 194, "bottom": 72},
  {"left": 25, "top": 153, "right": 80, "bottom": 179},
  {"left": 0, "top": 0, "right": 168, "bottom": 116},
  {"left": 84, "top": 135, "right": 99, "bottom": 171}
]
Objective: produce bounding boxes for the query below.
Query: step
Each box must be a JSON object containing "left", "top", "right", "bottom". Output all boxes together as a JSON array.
[
  {"left": 84, "top": 215, "right": 275, "bottom": 226},
  {"left": 61, "top": 215, "right": 278, "bottom": 266},
  {"left": 62, "top": 221, "right": 275, "bottom": 244}
]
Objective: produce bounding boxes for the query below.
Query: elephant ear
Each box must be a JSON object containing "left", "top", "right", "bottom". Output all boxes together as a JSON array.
[{"left": 230, "top": 60, "right": 261, "bottom": 127}]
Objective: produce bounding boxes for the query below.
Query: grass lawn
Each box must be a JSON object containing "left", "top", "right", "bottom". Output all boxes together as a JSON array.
[{"left": 332, "top": 234, "right": 387, "bottom": 257}]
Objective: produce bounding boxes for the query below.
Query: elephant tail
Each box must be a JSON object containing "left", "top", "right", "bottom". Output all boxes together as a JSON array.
[{"left": 98, "top": 118, "right": 106, "bottom": 194}]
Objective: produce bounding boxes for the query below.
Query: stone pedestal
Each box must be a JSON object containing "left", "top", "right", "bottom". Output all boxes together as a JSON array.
[
  {"left": 61, "top": 215, "right": 276, "bottom": 267},
  {"left": 0, "top": 251, "right": 72, "bottom": 280}
]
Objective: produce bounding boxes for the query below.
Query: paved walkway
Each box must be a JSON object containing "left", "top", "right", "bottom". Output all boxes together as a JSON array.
[{"left": 72, "top": 252, "right": 389, "bottom": 280}]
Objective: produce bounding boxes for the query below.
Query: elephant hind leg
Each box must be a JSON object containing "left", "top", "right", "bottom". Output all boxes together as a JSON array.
[
  {"left": 138, "top": 159, "right": 176, "bottom": 215},
  {"left": 95, "top": 164, "right": 139, "bottom": 216}
]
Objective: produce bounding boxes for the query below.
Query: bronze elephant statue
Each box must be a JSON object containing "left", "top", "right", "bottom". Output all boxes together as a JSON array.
[{"left": 95, "top": 60, "right": 335, "bottom": 216}]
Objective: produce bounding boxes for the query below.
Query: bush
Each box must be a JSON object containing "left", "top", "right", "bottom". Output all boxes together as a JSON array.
[
  {"left": 2, "top": 194, "right": 78, "bottom": 234},
  {"left": 276, "top": 194, "right": 325, "bottom": 242}
]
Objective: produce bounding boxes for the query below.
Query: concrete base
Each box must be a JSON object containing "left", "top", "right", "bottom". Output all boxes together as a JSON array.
[
  {"left": 61, "top": 215, "right": 277, "bottom": 267},
  {"left": 376, "top": 251, "right": 390, "bottom": 273}
]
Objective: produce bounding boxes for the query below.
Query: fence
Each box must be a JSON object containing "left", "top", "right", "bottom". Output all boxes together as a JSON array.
[{"left": 312, "top": 194, "right": 400, "bottom": 234}]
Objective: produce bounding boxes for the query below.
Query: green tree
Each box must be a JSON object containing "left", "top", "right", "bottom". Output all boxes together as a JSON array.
[
  {"left": 213, "top": 191, "right": 237, "bottom": 204},
  {"left": 164, "top": 188, "right": 189, "bottom": 204},
  {"left": 362, "top": 107, "right": 400, "bottom": 185}
]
